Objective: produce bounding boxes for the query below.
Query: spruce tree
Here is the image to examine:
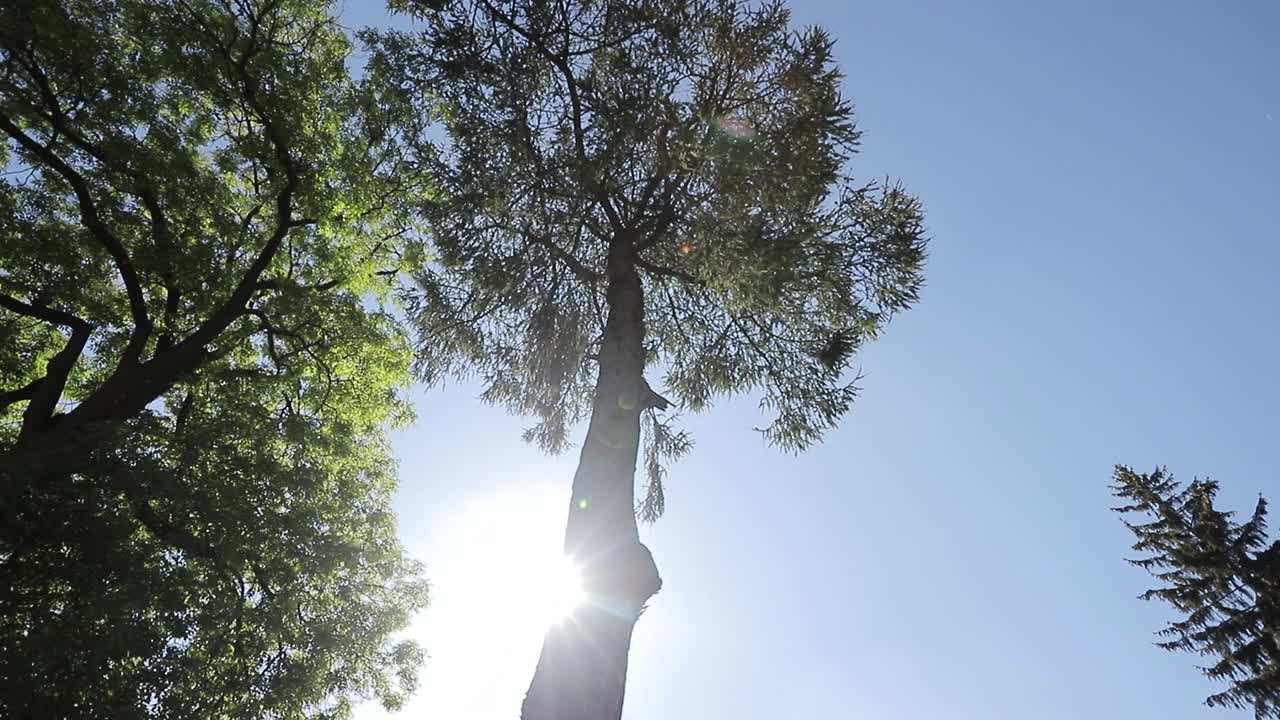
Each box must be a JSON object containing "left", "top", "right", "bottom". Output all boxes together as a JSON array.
[
  {"left": 1113, "top": 465, "right": 1280, "bottom": 719},
  {"left": 366, "top": 1, "right": 928, "bottom": 717}
]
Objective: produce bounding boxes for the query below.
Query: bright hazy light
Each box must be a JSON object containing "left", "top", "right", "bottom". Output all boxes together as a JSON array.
[
  {"left": 440, "top": 492, "right": 586, "bottom": 628},
  {"left": 538, "top": 554, "right": 587, "bottom": 623},
  {"left": 356, "top": 486, "right": 584, "bottom": 719}
]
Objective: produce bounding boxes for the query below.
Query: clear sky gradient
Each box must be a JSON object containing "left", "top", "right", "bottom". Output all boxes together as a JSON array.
[{"left": 347, "top": 1, "right": 1280, "bottom": 718}]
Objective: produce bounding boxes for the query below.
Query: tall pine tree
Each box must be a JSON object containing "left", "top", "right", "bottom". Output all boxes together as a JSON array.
[
  {"left": 366, "top": 1, "right": 928, "bottom": 717},
  {"left": 1113, "top": 466, "right": 1280, "bottom": 719}
]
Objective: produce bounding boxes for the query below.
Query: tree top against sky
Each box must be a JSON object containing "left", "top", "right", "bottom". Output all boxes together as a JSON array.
[{"left": 365, "top": 0, "right": 927, "bottom": 511}]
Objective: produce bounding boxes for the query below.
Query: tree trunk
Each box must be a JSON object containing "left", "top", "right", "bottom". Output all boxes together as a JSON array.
[
  {"left": 521, "top": 240, "right": 662, "bottom": 720},
  {"left": 1, "top": 332, "right": 210, "bottom": 491}
]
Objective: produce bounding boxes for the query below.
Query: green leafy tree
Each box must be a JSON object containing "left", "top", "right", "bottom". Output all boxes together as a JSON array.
[
  {"left": 366, "top": 1, "right": 928, "bottom": 717},
  {"left": 1112, "top": 465, "right": 1280, "bottom": 719},
  {"left": 0, "top": 0, "right": 428, "bottom": 716}
]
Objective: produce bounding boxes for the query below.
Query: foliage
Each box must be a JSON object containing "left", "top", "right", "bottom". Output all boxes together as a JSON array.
[
  {"left": 1112, "top": 465, "right": 1280, "bottom": 719},
  {"left": 365, "top": 0, "right": 928, "bottom": 518},
  {"left": 0, "top": 0, "right": 428, "bottom": 716}
]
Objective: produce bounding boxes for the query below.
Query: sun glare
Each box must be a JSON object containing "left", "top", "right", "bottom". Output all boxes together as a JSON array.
[
  {"left": 436, "top": 495, "right": 587, "bottom": 629},
  {"left": 537, "top": 554, "right": 587, "bottom": 623},
  {"left": 371, "top": 486, "right": 589, "bottom": 719}
]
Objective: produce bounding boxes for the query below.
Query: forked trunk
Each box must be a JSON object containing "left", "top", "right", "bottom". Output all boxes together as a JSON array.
[{"left": 521, "top": 240, "right": 662, "bottom": 720}]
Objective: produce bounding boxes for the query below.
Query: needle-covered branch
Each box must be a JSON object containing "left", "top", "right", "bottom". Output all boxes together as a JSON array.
[{"left": 1112, "top": 466, "right": 1280, "bottom": 719}]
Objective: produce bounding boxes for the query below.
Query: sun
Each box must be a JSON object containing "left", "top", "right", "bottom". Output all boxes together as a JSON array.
[
  {"left": 381, "top": 485, "right": 592, "bottom": 717},
  {"left": 533, "top": 554, "right": 587, "bottom": 623},
  {"left": 353, "top": 484, "right": 590, "bottom": 719},
  {"left": 433, "top": 491, "right": 587, "bottom": 628}
]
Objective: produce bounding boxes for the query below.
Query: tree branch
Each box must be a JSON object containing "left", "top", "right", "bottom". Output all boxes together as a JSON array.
[
  {"left": 0, "top": 291, "right": 89, "bottom": 329},
  {"left": 640, "top": 378, "right": 673, "bottom": 411},
  {"left": 163, "top": 3, "right": 301, "bottom": 355},
  {"left": 173, "top": 391, "right": 195, "bottom": 438},
  {"left": 634, "top": 256, "right": 699, "bottom": 285},
  {"left": 0, "top": 378, "right": 41, "bottom": 414},
  {"left": 19, "top": 320, "right": 93, "bottom": 438},
  {"left": 526, "top": 231, "right": 602, "bottom": 283},
  {"left": 17, "top": 50, "right": 185, "bottom": 365},
  {"left": 477, "top": 0, "right": 625, "bottom": 232},
  {"left": 0, "top": 113, "right": 152, "bottom": 360},
  {"left": 55, "top": 7, "right": 302, "bottom": 427},
  {"left": 254, "top": 277, "right": 340, "bottom": 293}
]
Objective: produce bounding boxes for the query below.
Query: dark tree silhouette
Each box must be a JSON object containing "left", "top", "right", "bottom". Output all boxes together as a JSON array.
[
  {"left": 367, "top": 1, "right": 928, "bottom": 717},
  {"left": 0, "top": 1, "right": 427, "bottom": 715},
  {"left": 1113, "top": 465, "right": 1280, "bottom": 719}
]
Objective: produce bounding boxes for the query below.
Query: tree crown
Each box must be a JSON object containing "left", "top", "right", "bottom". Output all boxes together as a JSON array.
[
  {"left": 366, "top": 0, "right": 927, "bottom": 517},
  {"left": 1, "top": 1, "right": 429, "bottom": 715},
  {"left": 1113, "top": 465, "right": 1280, "bottom": 719}
]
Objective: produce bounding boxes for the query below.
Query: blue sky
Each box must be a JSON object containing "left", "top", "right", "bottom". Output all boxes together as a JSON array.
[{"left": 350, "top": 1, "right": 1280, "bottom": 718}]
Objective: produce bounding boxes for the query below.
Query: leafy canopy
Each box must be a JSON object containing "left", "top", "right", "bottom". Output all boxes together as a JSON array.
[
  {"left": 366, "top": 0, "right": 927, "bottom": 515},
  {"left": 1, "top": 0, "right": 428, "bottom": 716},
  {"left": 1113, "top": 466, "right": 1280, "bottom": 719}
]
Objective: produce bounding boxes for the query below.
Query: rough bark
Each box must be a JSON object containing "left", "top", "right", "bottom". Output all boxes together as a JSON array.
[{"left": 522, "top": 238, "right": 663, "bottom": 720}]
